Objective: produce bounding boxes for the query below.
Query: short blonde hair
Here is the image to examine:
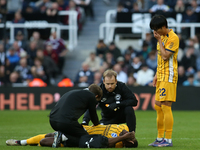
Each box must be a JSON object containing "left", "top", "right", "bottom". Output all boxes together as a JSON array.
[{"left": 103, "top": 69, "right": 117, "bottom": 80}]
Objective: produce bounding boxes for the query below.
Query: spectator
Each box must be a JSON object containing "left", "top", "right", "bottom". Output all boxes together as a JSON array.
[
  {"left": 44, "top": 42, "right": 59, "bottom": 65},
  {"left": 99, "top": 62, "right": 109, "bottom": 75},
  {"left": 136, "top": 63, "right": 154, "bottom": 86},
  {"left": 119, "top": 0, "right": 134, "bottom": 11},
  {"left": 7, "top": 0, "right": 23, "bottom": 14},
  {"left": 105, "top": 42, "right": 122, "bottom": 62},
  {"left": 57, "top": 0, "right": 69, "bottom": 10},
  {"left": 185, "top": 38, "right": 199, "bottom": 55},
  {"left": 127, "top": 56, "right": 142, "bottom": 76},
  {"left": 31, "top": 57, "right": 49, "bottom": 84},
  {"left": 0, "top": 42, "right": 5, "bottom": 65},
  {"left": 137, "top": 41, "right": 151, "bottom": 60},
  {"left": 194, "top": 70, "right": 200, "bottom": 83},
  {"left": 147, "top": 0, "right": 157, "bottom": 10},
  {"left": 177, "top": 48, "right": 184, "bottom": 63},
  {"left": 93, "top": 71, "right": 103, "bottom": 86},
  {"left": 83, "top": 52, "right": 101, "bottom": 72},
  {"left": 116, "top": 56, "right": 128, "bottom": 74},
  {"left": 15, "top": 31, "right": 28, "bottom": 51},
  {"left": 124, "top": 51, "right": 132, "bottom": 68},
  {"left": 57, "top": 76, "right": 74, "bottom": 87},
  {"left": 196, "top": 55, "right": 200, "bottom": 71},
  {"left": 164, "top": 0, "right": 177, "bottom": 9},
  {"left": 177, "top": 33, "right": 186, "bottom": 50},
  {"left": 130, "top": 2, "right": 142, "bottom": 12},
  {"left": 46, "top": 2, "right": 59, "bottom": 17},
  {"left": 104, "top": 52, "right": 116, "bottom": 69},
  {"left": 6, "top": 47, "right": 20, "bottom": 67},
  {"left": 181, "top": 6, "right": 198, "bottom": 38},
  {"left": 117, "top": 2, "right": 129, "bottom": 12},
  {"left": 2, "top": 35, "right": 12, "bottom": 51},
  {"left": 22, "top": 1, "right": 37, "bottom": 14},
  {"left": 4, "top": 58, "right": 15, "bottom": 83},
  {"left": 8, "top": 71, "right": 22, "bottom": 86},
  {"left": 0, "top": 0, "right": 7, "bottom": 15},
  {"left": 193, "top": 35, "right": 200, "bottom": 50},
  {"left": 36, "top": 49, "right": 59, "bottom": 79},
  {"left": 174, "top": 0, "right": 185, "bottom": 13},
  {"left": 190, "top": 0, "right": 200, "bottom": 13},
  {"left": 14, "top": 58, "right": 32, "bottom": 83},
  {"left": 65, "top": 0, "right": 83, "bottom": 30},
  {"left": 113, "top": 63, "right": 128, "bottom": 83},
  {"left": 74, "top": 62, "right": 94, "bottom": 87},
  {"left": 182, "top": 74, "right": 200, "bottom": 86},
  {"left": 146, "top": 50, "right": 157, "bottom": 72},
  {"left": 12, "top": 11, "right": 25, "bottom": 36},
  {"left": 0, "top": 65, "right": 5, "bottom": 85},
  {"left": 124, "top": 46, "right": 137, "bottom": 59},
  {"left": 177, "top": 65, "right": 187, "bottom": 86},
  {"left": 30, "top": 31, "right": 45, "bottom": 50},
  {"left": 35, "top": 0, "right": 52, "bottom": 14},
  {"left": 181, "top": 46, "right": 197, "bottom": 75},
  {"left": 0, "top": 14, "right": 3, "bottom": 40},
  {"left": 142, "top": 32, "right": 157, "bottom": 50},
  {"left": 26, "top": 41, "right": 38, "bottom": 66},
  {"left": 11, "top": 41, "right": 25, "bottom": 57},
  {"left": 96, "top": 39, "right": 107, "bottom": 59},
  {"left": 74, "top": 0, "right": 95, "bottom": 20},
  {"left": 149, "top": 0, "right": 170, "bottom": 13},
  {"left": 46, "top": 29, "right": 68, "bottom": 71},
  {"left": 127, "top": 75, "right": 139, "bottom": 86}
]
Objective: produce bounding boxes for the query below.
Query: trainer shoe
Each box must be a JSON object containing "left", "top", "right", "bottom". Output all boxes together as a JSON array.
[
  {"left": 6, "top": 139, "right": 20, "bottom": 146},
  {"left": 153, "top": 140, "right": 173, "bottom": 147},
  {"left": 52, "top": 131, "right": 62, "bottom": 148},
  {"left": 148, "top": 138, "right": 163, "bottom": 146}
]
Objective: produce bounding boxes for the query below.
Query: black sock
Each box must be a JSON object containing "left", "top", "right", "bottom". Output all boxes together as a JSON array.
[{"left": 16, "top": 140, "right": 21, "bottom": 145}]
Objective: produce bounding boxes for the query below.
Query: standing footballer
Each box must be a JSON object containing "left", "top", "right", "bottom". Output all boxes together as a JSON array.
[{"left": 148, "top": 15, "right": 179, "bottom": 147}]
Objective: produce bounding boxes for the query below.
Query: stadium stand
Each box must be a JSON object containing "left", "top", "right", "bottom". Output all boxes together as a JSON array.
[{"left": 0, "top": 0, "right": 200, "bottom": 87}]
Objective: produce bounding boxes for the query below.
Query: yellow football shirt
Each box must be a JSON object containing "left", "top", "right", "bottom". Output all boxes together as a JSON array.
[
  {"left": 83, "top": 124, "right": 129, "bottom": 148},
  {"left": 156, "top": 29, "right": 179, "bottom": 83}
]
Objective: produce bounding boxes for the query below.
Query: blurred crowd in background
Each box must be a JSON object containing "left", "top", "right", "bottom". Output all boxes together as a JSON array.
[{"left": 0, "top": 0, "right": 200, "bottom": 87}]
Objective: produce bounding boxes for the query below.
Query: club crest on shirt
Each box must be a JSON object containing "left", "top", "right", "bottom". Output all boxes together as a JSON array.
[
  {"left": 111, "top": 133, "right": 117, "bottom": 137},
  {"left": 115, "top": 94, "right": 121, "bottom": 101},
  {"left": 101, "top": 98, "right": 107, "bottom": 102},
  {"left": 169, "top": 42, "right": 174, "bottom": 49}
]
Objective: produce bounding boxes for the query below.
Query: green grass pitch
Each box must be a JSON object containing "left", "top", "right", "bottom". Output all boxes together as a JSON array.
[{"left": 0, "top": 110, "right": 200, "bottom": 150}]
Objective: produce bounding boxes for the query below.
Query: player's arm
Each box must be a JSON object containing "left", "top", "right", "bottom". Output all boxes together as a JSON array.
[
  {"left": 154, "top": 31, "right": 173, "bottom": 61},
  {"left": 82, "top": 103, "right": 99, "bottom": 125},
  {"left": 107, "top": 132, "right": 135, "bottom": 148},
  {"left": 88, "top": 97, "right": 100, "bottom": 126},
  {"left": 153, "top": 72, "right": 157, "bottom": 87}
]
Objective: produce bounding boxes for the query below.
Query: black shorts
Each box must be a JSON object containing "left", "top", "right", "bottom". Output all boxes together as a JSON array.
[{"left": 79, "top": 134, "right": 108, "bottom": 148}]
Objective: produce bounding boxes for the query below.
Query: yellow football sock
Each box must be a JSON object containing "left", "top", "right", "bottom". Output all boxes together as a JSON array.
[
  {"left": 161, "top": 105, "right": 173, "bottom": 139},
  {"left": 154, "top": 104, "right": 164, "bottom": 138},
  {"left": 27, "top": 134, "right": 46, "bottom": 145}
]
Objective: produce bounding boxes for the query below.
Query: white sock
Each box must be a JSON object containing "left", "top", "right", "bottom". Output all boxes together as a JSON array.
[
  {"left": 62, "top": 135, "right": 68, "bottom": 141},
  {"left": 165, "top": 138, "right": 172, "bottom": 143},
  {"left": 20, "top": 140, "right": 27, "bottom": 146},
  {"left": 157, "top": 138, "right": 163, "bottom": 141}
]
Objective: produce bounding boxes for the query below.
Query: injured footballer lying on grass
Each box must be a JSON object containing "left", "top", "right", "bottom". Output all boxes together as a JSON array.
[{"left": 6, "top": 124, "right": 138, "bottom": 148}]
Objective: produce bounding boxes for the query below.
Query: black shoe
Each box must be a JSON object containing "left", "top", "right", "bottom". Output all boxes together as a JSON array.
[{"left": 52, "top": 131, "right": 62, "bottom": 148}]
